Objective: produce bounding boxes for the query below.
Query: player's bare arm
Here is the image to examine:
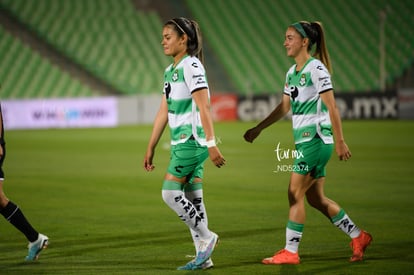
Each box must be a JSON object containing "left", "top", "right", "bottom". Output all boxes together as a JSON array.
[
  {"left": 320, "top": 90, "right": 351, "bottom": 161},
  {"left": 192, "top": 88, "right": 225, "bottom": 168},
  {"left": 244, "top": 94, "right": 290, "bottom": 143},
  {"left": 144, "top": 96, "right": 169, "bottom": 171}
]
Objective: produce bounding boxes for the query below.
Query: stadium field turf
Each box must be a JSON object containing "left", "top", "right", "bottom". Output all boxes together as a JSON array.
[{"left": 1, "top": 120, "right": 413, "bottom": 274}]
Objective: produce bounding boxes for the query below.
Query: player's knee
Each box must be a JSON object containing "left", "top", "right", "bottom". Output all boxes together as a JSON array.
[
  {"left": 162, "top": 189, "right": 183, "bottom": 207},
  {"left": 0, "top": 189, "right": 9, "bottom": 209},
  {"left": 288, "top": 187, "right": 305, "bottom": 203},
  {"left": 0, "top": 196, "right": 9, "bottom": 208},
  {"left": 162, "top": 190, "right": 172, "bottom": 205}
]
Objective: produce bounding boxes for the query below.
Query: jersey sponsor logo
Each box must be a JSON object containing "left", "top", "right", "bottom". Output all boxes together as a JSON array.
[
  {"left": 192, "top": 74, "right": 206, "bottom": 86},
  {"left": 196, "top": 79, "right": 206, "bottom": 85},
  {"left": 288, "top": 85, "right": 299, "bottom": 101},
  {"left": 321, "top": 79, "right": 331, "bottom": 88},
  {"left": 164, "top": 82, "right": 171, "bottom": 99},
  {"left": 319, "top": 76, "right": 331, "bottom": 88},
  {"left": 191, "top": 62, "right": 198, "bottom": 68}
]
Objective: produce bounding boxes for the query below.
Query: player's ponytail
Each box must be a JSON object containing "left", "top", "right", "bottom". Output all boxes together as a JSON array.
[
  {"left": 309, "top": 21, "right": 331, "bottom": 74},
  {"left": 188, "top": 20, "right": 204, "bottom": 65},
  {"left": 293, "top": 21, "right": 332, "bottom": 73},
  {"left": 165, "top": 17, "right": 204, "bottom": 65}
]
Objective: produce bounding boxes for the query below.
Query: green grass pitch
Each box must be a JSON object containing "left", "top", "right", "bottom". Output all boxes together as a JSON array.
[{"left": 1, "top": 120, "right": 413, "bottom": 274}]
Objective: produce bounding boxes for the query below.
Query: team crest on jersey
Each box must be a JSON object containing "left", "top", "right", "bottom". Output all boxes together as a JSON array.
[
  {"left": 299, "top": 74, "right": 306, "bottom": 86},
  {"left": 172, "top": 70, "right": 179, "bottom": 82}
]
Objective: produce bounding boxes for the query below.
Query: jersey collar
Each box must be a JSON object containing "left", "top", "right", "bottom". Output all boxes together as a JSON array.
[{"left": 171, "top": 54, "right": 189, "bottom": 71}]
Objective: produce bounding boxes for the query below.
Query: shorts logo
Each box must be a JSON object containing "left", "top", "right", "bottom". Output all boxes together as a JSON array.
[{"left": 175, "top": 165, "right": 184, "bottom": 173}]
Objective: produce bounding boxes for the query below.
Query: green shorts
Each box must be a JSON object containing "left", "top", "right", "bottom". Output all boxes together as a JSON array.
[
  {"left": 293, "top": 136, "right": 333, "bottom": 178},
  {"left": 167, "top": 138, "right": 209, "bottom": 184}
]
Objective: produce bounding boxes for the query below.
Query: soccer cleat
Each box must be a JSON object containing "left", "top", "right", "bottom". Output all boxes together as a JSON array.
[
  {"left": 177, "top": 258, "right": 214, "bottom": 270},
  {"left": 262, "top": 249, "right": 300, "bottom": 265},
  {"left": 349, "top": 230, "right": 372, "bottom": 262},
  {"left": 194, "top": 232, "right": 219, "bottom": 266},
  {"left": 199, "top": 258, "right": 214, "bottom": 270},
  {"left": 26, "top": 233, "right": 49, "bottom": 261}
]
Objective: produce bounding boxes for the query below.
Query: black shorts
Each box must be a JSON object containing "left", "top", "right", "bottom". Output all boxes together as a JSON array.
[{"left": 0, "top": 143, "right": 5, "bottom": 180}]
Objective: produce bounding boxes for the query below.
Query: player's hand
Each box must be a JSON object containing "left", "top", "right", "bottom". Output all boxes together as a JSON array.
[
  {"left": 336, "top": 140, "right": 351, "bottom": 161},
  {"left": 243, "top": 127, "right": 261, "bottom": 143},
  {"left": 143, "top": 150, "right": 155, "bottom": 171},
  {"left": 0, "top": 146, "right": 3, "bottom": 157},
  {"left": 208, "top": 146, "right": 226, "bottom": 168}
]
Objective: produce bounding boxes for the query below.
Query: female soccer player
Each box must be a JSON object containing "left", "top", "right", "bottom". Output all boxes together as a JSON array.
[
  {"left": 143, "top": 17, "right": 224, "bottom": 270},
  {"left": 244, "top": 21, "right": 372, "bottom": 264},
  {"left": 0, "top": 102, "right": 48, "bottom": 261}
]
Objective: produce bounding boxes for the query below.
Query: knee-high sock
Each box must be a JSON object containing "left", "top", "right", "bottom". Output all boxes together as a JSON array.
[
  {"left": 0, "top": 201, "right": 39, "bottom": 242},
  {"left": 185, "top": 183, "right": 208, "bottom": 253},
  {"left": 331, "top": 209, "right": 361, "bottom": 238},
  {"left": 162, "top": 180, "right": 211, "bottom": 240}
]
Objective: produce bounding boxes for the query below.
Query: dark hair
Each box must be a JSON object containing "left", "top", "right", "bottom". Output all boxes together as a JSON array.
[
  {"left": 297, "top": 21, "right": 332, "bottom": 73},
  {"left": 165, "top": 17, "right": 204, "bottom": 64}
]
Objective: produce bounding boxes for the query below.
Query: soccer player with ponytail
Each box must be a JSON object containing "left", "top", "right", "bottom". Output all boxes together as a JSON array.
[
  {"left": 244, "top": 21, "right": 372, "bottom": 264},
  {"left": 0, "top": 102, "right": 48, "bottom": 261},
  {"left": 144, "top": 17, "right": 224, "bottom": 270}
]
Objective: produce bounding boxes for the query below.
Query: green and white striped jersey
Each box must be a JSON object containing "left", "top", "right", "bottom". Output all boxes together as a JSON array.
[
  {"left": 284, "top": 58, "right": 334, "bottom": 144},
  {"left": 163, "top": 55, "right": 209, "bottom": 146}
]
